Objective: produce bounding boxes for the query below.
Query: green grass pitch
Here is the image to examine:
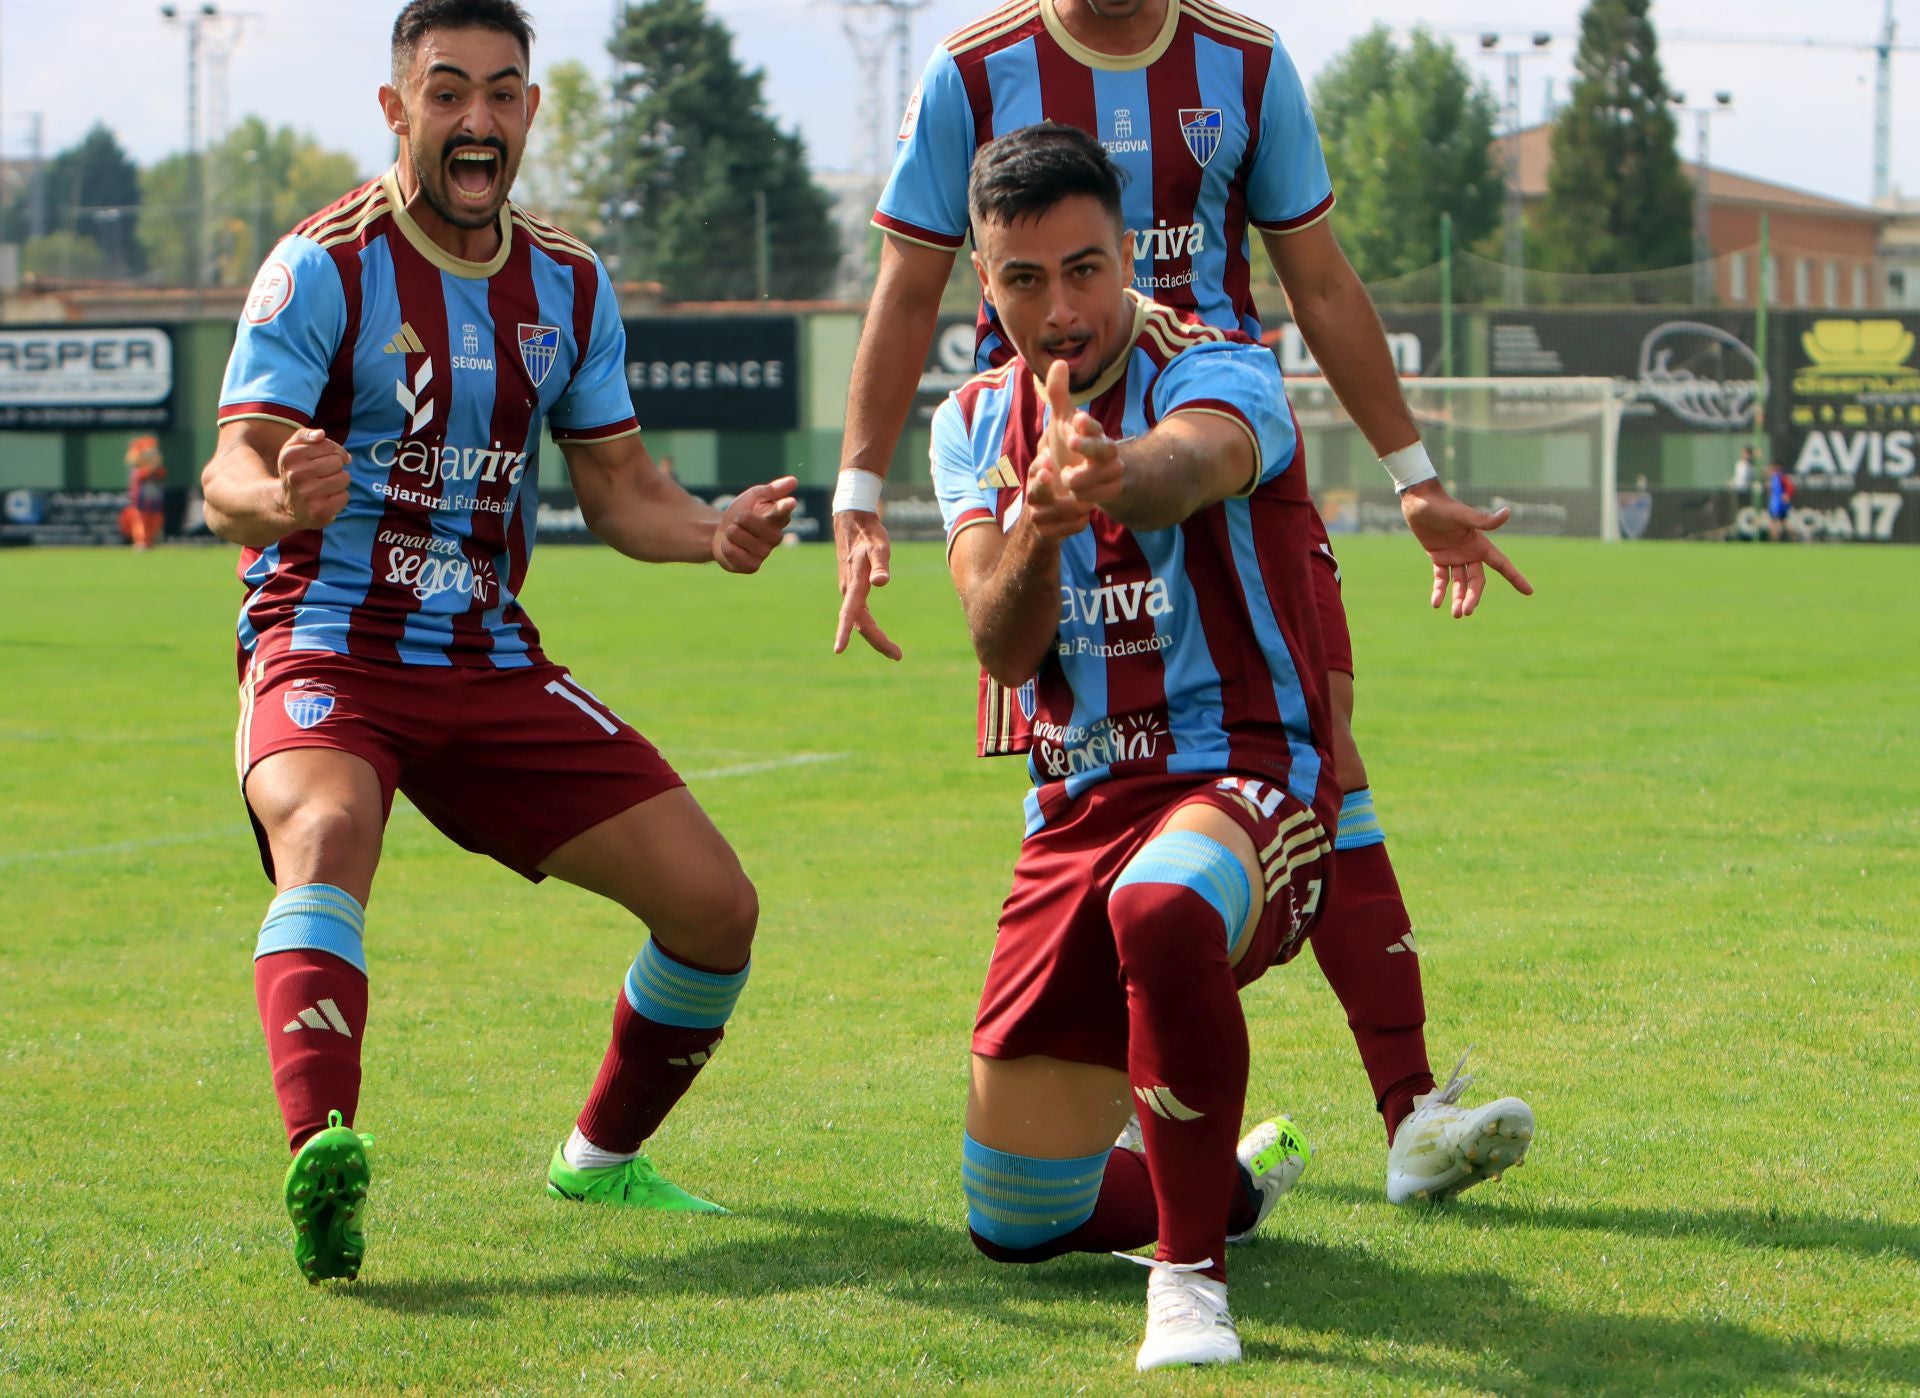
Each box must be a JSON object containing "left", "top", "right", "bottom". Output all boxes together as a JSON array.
[{"left": 2, "top": 536, "right": 1916, "bottom": 1393}]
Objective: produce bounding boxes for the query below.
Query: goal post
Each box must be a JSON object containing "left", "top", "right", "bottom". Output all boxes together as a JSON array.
[{"left": 1282, "top": 376, "right": 1631, "bottom": 541}]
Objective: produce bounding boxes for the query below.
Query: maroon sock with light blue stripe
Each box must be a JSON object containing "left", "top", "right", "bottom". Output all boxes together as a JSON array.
[{"left": 575, "top": 939, "right": 750, "bottom": 1154}]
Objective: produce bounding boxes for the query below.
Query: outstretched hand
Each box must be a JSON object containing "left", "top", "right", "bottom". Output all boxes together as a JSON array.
[
  {"left": 833, "top": 508, "right": 902, "bottom": 660},
  {"left": 1398, "top": 479, "right": 1533, "bottom": 618},
  {"left": 714, "top": 475, "right": 799, "bottom": 574},
  {"left": 1019, "top": 363, "right": 1096, "bottom": 543},
  {"left": 1044, "top": 360, "right": 1121, "bottom": 507}
]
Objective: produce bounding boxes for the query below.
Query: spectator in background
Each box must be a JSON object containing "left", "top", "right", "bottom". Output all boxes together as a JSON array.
[
  {"left": 1765, "top": 461, "right": 1797, "bottom": 541},
  {"left": 123, "top": 435, "right": 167, "bottom": 549},
  {"left": 1730, "top": 445, "right": 1756, "bottom": 505}
]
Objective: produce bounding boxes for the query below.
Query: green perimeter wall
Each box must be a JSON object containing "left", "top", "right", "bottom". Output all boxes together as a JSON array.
[{"left": 0, "top": 305, "right": 1815, "bottom": 495}]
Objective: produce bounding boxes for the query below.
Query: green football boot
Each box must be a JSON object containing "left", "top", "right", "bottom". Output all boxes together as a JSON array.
[
  {"left": 545, "top": 1143, "right": 728, "bottom": 1213},
  {"left": 283, "top": 1109, "right": 374, "bottom": 1284}
]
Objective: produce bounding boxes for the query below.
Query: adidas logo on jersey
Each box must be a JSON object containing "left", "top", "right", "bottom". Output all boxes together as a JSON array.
[
  {"left": 282, "top": 998, "right": 353, "bottom": 1036},
  {"left": 383, "top": 322, "right": 426, "bottom": 355},
  {"left": 1386, "top": 932, "right": 1421, "bottom": 956},
  {"left": 978, "top": 455, "right": 1018, "bottom": 490}
]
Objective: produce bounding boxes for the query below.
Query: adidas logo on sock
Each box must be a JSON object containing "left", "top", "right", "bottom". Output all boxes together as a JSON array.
[
  {"left": 1135, "top": 1084, "right": 1204, "bottom": 1121},
  {"left": 1386, "top": 932, "right": 1421, "bottom": 956},
  {"left": 667, "top": 1038, "right": 722, "bottom": 1068},
  {"left": 282, "top": 998, "right": 353, "bottom": 1036}
]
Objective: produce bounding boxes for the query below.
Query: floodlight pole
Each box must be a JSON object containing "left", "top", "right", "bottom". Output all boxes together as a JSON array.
[
  {"left": 1476, "top": 32, "right": 1552, "bottom": 307},
  {"left": 1672, "top": 92, "right": 1733, "bottom": 305},
  {"left": 161, "top": 3, "right": 219, "bottom": 292}
]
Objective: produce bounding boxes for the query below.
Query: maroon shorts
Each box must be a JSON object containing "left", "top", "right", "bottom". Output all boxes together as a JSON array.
[
  {"left": 1307, "top": 506, "right": 1353, "bottom": 678},
  {"left": 235, "top": 632, "right": 684, "bottom": 882},
  {"left": 973, "top": 773, "right": 1333, "bottom": 1072}
]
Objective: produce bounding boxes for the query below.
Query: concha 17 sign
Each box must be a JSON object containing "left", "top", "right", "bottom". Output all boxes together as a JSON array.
[{"left": 0, "top": 327, "right": 174, "bottom": 430}]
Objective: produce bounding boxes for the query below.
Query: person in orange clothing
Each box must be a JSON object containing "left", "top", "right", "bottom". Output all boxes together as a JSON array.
[{"left": 124, "top": 435, "right": 167, "bottom": 549}]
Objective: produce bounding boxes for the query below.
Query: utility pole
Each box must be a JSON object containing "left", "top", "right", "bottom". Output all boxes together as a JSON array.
[
  {"left": 609, "top": 0, "right": 632, "bottom": 284},
  {"left": 161, "top": 3, "right": 219, "bottom": 291},
  {"left": 828, "top": 0, "right": 926, "bottom": 284},
  {"left": 28, "top": 112, "right": 45, "bottom": 241},
  {"left": 1671, "top": 90, "right": 1733, "bottom": 304},
  {"left": 1476, "top": 31, "right": 1552, "bottom": 306}
]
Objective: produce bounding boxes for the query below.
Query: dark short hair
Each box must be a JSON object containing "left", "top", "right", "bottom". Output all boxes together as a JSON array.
[
  {"left": 391, "top": 0, "right": 535, "bottom": 83},
  {"left": 968, "top": 122, "right": 1124, "bottom": 232}
]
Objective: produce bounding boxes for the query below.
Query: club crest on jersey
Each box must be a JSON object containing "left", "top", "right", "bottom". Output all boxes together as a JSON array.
[
  {"left": 283, "top": 688, "right": 335, "bottom": 730},
  {"left": 1179, "top": 108, "right": 1223, "bottom": 167},
  {"left": 519, "top": 324, "right": 561, "bottom": 387},
  {"left": 1016, "top": 678, "right": 1037, "bottom": 721}
]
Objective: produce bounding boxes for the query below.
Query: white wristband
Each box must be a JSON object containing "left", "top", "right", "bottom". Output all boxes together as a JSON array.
[
  {"left": 1380, "top": 442, "right": 1438, "bottom": 494},
  {"left": 833, "top": 468, "right": 885, "bottom": 514}
]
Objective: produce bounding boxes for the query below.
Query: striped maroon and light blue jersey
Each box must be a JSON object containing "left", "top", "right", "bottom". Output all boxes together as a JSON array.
[
  {"left": 876, "top": 0, "right": 1331, "bottom": 351},
  {"left": 932, "top": 294, "right": 1336, "bottom": 836},
  {"left": 218, "top": 170, "right": 638, "bottom": 669}
]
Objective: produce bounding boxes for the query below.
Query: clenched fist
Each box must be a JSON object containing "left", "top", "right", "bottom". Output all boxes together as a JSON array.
[{"left": 279, "top": 428, "right": 351, "bottom": 531}]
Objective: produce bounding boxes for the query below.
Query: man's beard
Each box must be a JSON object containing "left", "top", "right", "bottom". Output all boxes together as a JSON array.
[{"left": 408, "top": 134, "right": 512, "bottom": 231}]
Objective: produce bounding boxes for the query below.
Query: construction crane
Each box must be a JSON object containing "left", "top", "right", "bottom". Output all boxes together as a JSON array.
[
  {"left": 1665, "top": 2, "right": 1916, "bottom": 203},
  {"left": 1446, "top": 4, "right": 1917, "bottom": 204}
]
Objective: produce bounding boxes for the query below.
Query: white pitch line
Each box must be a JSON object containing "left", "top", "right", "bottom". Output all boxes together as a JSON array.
[
  {"left": 684, "top": 752, "right": 850, "bottom": 781},
  {"left": 0, "top": 754, "right": 851, "bottom": 866},
  {"left": 0, "top": 825, "right": 249, "bottom": 868}
]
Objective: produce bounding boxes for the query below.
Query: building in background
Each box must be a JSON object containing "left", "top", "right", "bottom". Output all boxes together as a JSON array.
[
  {"left": 1879, "top": 195, "right": 1920, "bottom": 309},
  {"left": 1495, "top": 125, "right": 1888, "bottom": 309}
]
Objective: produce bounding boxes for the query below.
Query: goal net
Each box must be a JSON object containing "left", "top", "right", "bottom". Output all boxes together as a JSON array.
[{"left": 1284, "top": 376, "right": 1629, "bottom": 541}]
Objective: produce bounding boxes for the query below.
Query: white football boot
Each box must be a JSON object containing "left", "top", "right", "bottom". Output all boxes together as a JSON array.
[
  {"left": 1386, "top": 1049, "right": 1534, "bottom": 1205},
  {"left": 1116, "top": 1112, "right": 1144, "bottom": 1153},
  {"left": 1123, "top": 1257, "right": 1242, "bottom": 1372}
]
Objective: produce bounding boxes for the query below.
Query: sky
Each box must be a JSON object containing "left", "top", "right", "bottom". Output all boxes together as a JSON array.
[{"left": 2, "top": 0, "right": 1913, "bottom": 209}]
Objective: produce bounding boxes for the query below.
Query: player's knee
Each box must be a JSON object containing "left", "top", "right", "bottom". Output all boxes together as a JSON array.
[
  {"left": 962, "top": 1134, "right": 1105, "bottom": 1265},
  {"left": 1109, "top": 831, "right": 1252, "bottom": 965},
  {"left": 654, "top": 872, "right": 758, "bottom": 965},
  {"left": 273, "top": 797, "right": 380, "bottom": 882}
]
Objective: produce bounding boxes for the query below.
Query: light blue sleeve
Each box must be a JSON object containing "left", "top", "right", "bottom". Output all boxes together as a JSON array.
[
  {"left": 550, "top": 258, "right": 639, "bottom": 438},
  {"left": 931, "top": 395, "right": 996, "bottom": 542},
  {"left": 218, "top": 236, "right": 345, "bottom": 425},
  {"left": 1150, "top": 341, "right": 1297, "bottom": 489},
  {"left": 874, "top": 46, "right": 976, "bottom": 250},
  {"left": 1244, "top": 38, "right": 1334, "bottom": 233}
]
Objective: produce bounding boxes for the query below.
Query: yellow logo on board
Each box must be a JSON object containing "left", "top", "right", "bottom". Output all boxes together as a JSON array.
[
  {"left": 1793, "top": 319, "right": 1920, "bottom": 398},
  {"left": 1800, "top": 319, "right": 1916, "bottom": 375}
]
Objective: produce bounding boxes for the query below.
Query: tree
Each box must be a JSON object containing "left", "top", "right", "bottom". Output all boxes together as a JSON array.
[
  {"left": 138, "top": 117, "right": 361, "bottom": 286},
  {"left": 4, "top": 124, "right": 143, "bottom": 277},
  {"left": 517, "top": 59, "right": 611, "bottom": 239},
  {"left": 609, "top": 0, "right": 839, "bottom": 300},
  {"left": 1535, "top": 0, "right": 1694, "bottom": 274},
  {"left": 22, "top": 231, "right": 107, "bottom": 281},
  {"left": 1311, "top": 26, "right": 1503, "bottom": 284}
]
